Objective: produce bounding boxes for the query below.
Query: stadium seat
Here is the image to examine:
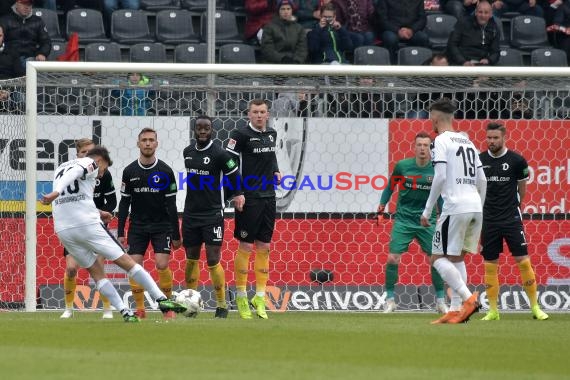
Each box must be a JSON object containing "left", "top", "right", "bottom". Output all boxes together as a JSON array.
[
  {"left": 353, "top": 46, "right": 391, "bottom": 65},
  {"left": 425, "top": 14, "right": 457, "bottom": 51},
  {"left": 47, "top": 41, "right": 67, "bottom": 61},
  {"left": 174, "top": 43, "right": 208, "bottom": 63},
  {"left": 156, "top": 9, "right": 200, "bottom": 45},
  {"left": 140, "top": 0, "right": 180, "bottom": 10},
  {"left": 497, "top": 48, "right": 524, "bottom": 66},
  {"left": 510, "top": 15, "right": 548, "bottom": 51},
  {"left": 200, "top": 10, "right": 243, "bottom": 45},
  {"left": 130, "top": 43, "right": 168, "bottom": 63},
  {"left": 111, "top": 9, "right": 154, "bottom": 45},
  {"left": 181, "top": 0, "right": 226, "bottom": 12},
  {"left": 397, "top": 46, "right": 433, "bottom": 65},
  {"left": 34, "top": 8, "right": 64, "bottom": 42},
  {"left": 66, "top": 9, "right": 109, "bottom": 43},
  {"left": 85, "top": 42, "right": 123, "bottom": 62},
  {"left": 531, "top": 48, "right": 568, "bottom": 67},
  {"left": 219, "top": 43, "right": 256, "bottom": 64}
]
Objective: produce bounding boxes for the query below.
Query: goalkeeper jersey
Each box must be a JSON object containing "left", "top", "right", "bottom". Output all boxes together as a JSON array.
[{"left": 380, "top": 157, "right": 437, "bottom": 226}]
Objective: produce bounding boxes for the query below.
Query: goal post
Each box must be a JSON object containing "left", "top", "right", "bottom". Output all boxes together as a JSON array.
[{"left": 14, "top": 61, "right": 570, "bottom": 312}]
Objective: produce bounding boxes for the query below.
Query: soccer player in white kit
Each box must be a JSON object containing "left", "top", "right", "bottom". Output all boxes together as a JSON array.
[
  {"left": 40, "top": 146, "right": 186, "bottom": 322},
  {"left": 420, "top": 99, "right": 487, "bottom": 324}
]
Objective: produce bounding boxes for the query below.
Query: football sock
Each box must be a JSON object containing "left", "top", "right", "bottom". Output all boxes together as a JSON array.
[
  {"left": 100, "top": 294, "right": 111, "bottom": 311},
  {"left": 255, "top": 248, "right": 270, "bottom": 297},
  {"left": 128, "top": 277, "right": 146, "bottom": 311},
  {"left": 208, "top": 263, "right": 227, "bottom": 308},
  {"left": 433, "top": 258, "right": 471, "bottom": 301},
  {"left": 385, "top": 263, "right": 398, "bottom": 299},
  {"left": 484, "top": 262, "right": 499, "bottom": 311},
  {"left": 128, "top": 264, "right": 165, "bottom": 304},
  {"left": 158, "top": 267, "right": 173, "bottom": 299},
  {"left": 430, "top": 265, "right": 445, "bottom": 299},
  {"left": 185, "top": 259, "right": 200, "bottom": 290},
  {"left": 517, "top": 258, "right": 538, "bottom": 308},
  {"left": 96, "top": 278, "right": 126, "bottom": 312},
  {"left": 63, "top": 273, "right": 76, "bottom": 309},
  {"left": 234, "top": 247, "right": 250, "bottom": 295}
]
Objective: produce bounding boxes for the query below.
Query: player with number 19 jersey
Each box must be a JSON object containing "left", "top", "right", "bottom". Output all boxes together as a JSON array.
[
  {"left": 432, "top": 131, "right": 483, "bottom": 215},
  {"left": 51, "top": 157, "right": 101, "bottom": 232}
]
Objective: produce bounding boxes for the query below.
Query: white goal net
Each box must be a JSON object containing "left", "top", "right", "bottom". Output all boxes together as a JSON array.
[{"left": 2, "top": 62, "right": 569, "bottom": 313}]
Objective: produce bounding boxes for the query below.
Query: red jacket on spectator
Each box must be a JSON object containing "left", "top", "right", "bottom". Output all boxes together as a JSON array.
[{"left": 245, "top": 0, "right": 279, "bottom": 40}]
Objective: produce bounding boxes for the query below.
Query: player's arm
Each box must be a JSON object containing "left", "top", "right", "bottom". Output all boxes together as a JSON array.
[
  {"left": 476, "top": 165, "right": 487, "bottom": 207},
  {"left": 117, "top": 169, "right": 131, "bottom": 240},
  {"left": 378, "top": 162, "right": 401, "bottom": 214},
  {"left": 225, "top": 130, "right": 245, "bottom": 211},
  {"left": 100, "top": 173, "right": 117, "bottom": 213},
  {"left": 165, "top": 167, "right": 181, "bottom": 248},
  {"left": 221, "top": 151, "right": 242, "bottom": 199},
  {"left": 271, "top": 132, "right": 281, "bottom": 185},
  {"left": 421, "top": 162, "right": 445, "bottom": 226},
  {"left": 41, "top": 160, "right": 93, "bottom": 204},
  {"left": 516, "top": 156, "right": 530, "bottom": 207}
]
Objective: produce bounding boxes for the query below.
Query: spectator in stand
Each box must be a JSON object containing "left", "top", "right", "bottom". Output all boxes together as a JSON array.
[
  {"left": 440, "top": 0, "right": 478, "bottom": 20},
  {"left": 494, "top": 0, "right": 544, "bottom": 17},
  {"left": 307, "top": 2, "right": 353, "bottom": 63},
  {"left": 296, "top": 0, "right": 322, "bottom": 28},
  {"left": 261, "top": 0, "right": 308, "bottom": 63},
  {"left": 549, "top": 0, "right": 570, "bottom": 64},
  {"left": 0, "top": 25, "right": 24, "bottom": 80},
  {"left": 447, "top": 0, "right": 500, "bottom": 66},
  {"left": 331, "top": 0, "right": 376, "bottom": 49},
  {"left": 376, "top": 0, "right": 430, "bottom": 63},
  {"left": 544, "top": 0, "right": 563, "bottom": 26},
  {"left": 102, "top": 0, "right": 140, "bottom": 35},
  {"left": 0, "top": 0, "right": 51, "bottom": 71},
  {"left": 245, "top": 0, "right": 279, "bottom": 44},
  {"left": 111, "top": 72, "right": 153, "bottom": 116}
]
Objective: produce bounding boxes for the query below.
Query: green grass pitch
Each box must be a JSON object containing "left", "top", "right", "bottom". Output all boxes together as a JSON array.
[{"left": 1, "top": 311, "right": 567, "bottom": 380}]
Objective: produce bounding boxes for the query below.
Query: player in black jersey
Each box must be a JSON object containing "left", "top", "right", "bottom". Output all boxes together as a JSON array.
[
  {"left": 479, "top": 122, "right": 548, "bottom": 321},
  {"left": 182, "top": 115, "right": 240, "bottom": 319},
  {"left": 60, "top": 138, "right": 117, "bottom": 319},
  {"left": 117, "top": 128, "right": 181, "bottom": 320},
  {"left": 225, "top": 99, "right": 281, "bottom": 320}
]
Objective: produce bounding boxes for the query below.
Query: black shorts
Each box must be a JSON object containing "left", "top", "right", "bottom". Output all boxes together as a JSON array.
[
  {"left": 481, "top": 219, "right": 529, "bottom": 261},
  {"left": 127, "top": 225, "right": 171, "bottom": 255},
  {"left": 234, "top": 197, "right": 276, "bottom": 244},
  {"left": 183, "top": 217, "right": 225, "bottom": 247}
]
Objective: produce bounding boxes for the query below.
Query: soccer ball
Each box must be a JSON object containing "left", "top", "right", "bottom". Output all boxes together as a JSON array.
[{"left": 174, "top": 289, "right": 204, "bottom": 318}]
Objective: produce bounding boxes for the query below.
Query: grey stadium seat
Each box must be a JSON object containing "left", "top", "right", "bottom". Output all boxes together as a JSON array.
[
  {"left": 66, "top": 9, "right": 109, "bottom": 43},
  {"left": 510, "top": 15, "right": 548, "bottom": 51},
  {"left": 219, "top": 43, "right": 256, "bottom": 64},
  {"left": 200, "top": 10, "right": 243, "bottom": 45},
  {"left": 111, "top": 9, "right": 154, "bottom": 44},
  {"left": 531, "top": 48, "right": 568, "bottom": 67},
  {"left": 156, "top": 9, "right": 200, "bottom": 45},
  {"left": 425, "top": 14, "right": 457, "bottom": 51},
  {"left": 130, "top": 43, "right": 168, "bottom": 63},
  {"left": 497, "top": 48, "right": 524, "bottom": 66},
  {"left": 353, "top": 46, "right": 391, "bottom": 65},
  {"left": 140, "top": 0, "right": 180, "bottom": 10},
  {"left": 174, "top": 43, "right": 208, "bottom": 63},
  {"left": 34, "top": 8, "right": 64, "bottom": 42},
  {"left": 397, "top": 46, "right": 433, "bottom": 65},
  {"left": 85, "top": 42, "right": 123, "bottom": 62}
]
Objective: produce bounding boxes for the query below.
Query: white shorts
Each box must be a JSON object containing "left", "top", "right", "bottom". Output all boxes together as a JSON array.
[
  {"left": 432, "top": 212, "right": 482, "bottom": 256},
  {"left": 57, "top": 223, "right": 125, "bottom": 268}
]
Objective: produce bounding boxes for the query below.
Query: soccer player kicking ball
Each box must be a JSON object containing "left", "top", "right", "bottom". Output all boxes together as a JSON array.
[
  {"left": 479, "top": 123, "right": 548, "bottom": 321},
  {"left": 420, "top": 99, "right": 487, "bottom": 324},
  {"left": 60, "top": 138, "right": 116, "bottom": 319},
  {"left": 378, "top": 132, "right": 448, "bottom": 314},
  {"left": 41, "top": 146, "right": 187, "bottom": 322},
  {"left": 182, "top": 115, "right": 241, "bottom": 319}
]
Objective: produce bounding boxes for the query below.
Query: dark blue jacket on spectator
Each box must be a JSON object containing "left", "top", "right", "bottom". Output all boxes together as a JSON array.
[
  {"left": 376, "top": 0, "right": 426, "bottom": 33},
  {"left": 307, "top": 24, "right": 353, "bottom": 63}
]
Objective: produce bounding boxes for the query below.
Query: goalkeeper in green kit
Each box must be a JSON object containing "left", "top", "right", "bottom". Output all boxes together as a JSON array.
[{"left": 377, "top": 132, "right": 448, "bottom": 313}]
